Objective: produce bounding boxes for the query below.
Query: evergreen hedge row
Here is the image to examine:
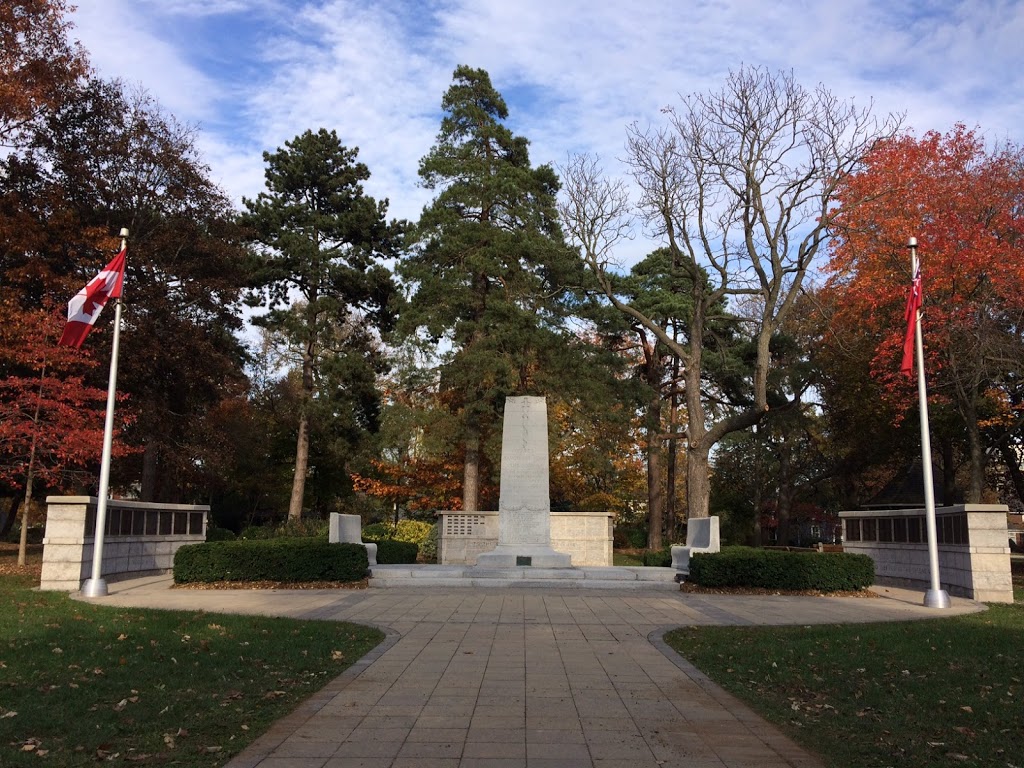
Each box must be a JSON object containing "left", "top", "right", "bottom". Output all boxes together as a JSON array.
[
  {"left": 174, "top": 539, "right": 368, "bottom": 584},
  {"left": 365, "top": 538, "right": 419, "bottom": 564},
  {"left": 688, "top": 548, "right": 875, "bottom": 591}
]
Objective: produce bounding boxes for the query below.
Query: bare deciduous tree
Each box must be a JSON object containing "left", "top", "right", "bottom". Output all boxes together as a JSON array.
[{"left": 561, "top": 66, "right": 900, "bottom": 519}]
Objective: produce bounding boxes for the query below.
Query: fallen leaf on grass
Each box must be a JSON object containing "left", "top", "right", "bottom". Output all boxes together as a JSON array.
[
  {"left": 199, "top": 745, "right": 222, "bottom": 753},
  {"left": 1, "top": 710, "right": 16, "bottom": 719},
  {"left": 331, "top": 650, "right": 345, "bottom": 660},
  {"left": 263, "top": 690, "right": 287, "bottom": 699},
  {"left": 961, "top": 705, "right": 973, "bottom": 713}
]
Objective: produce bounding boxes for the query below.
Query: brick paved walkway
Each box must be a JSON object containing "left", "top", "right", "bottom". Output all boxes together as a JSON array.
[{"left": 83, "top": 578, "right": 982, "bottom": 768}]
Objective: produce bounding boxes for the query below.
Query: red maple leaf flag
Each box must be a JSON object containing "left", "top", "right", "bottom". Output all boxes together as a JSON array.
[
  {"left": 901, "top": 265, "right": 922, "bottom": 376},
  {"left": 58, "top": 248, "right": 127, "bottom": 348}
]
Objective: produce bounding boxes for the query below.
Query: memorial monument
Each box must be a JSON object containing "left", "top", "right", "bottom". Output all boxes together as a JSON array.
[{"left": 475, "top": 396, "right": 572, "bottom": 568}]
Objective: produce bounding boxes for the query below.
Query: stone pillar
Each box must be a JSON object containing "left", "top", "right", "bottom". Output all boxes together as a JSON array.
[
  {"left": 329, "top": 513, "right": 377, "bottom": 566},
  {"left": 476, "top": 396, "right": 571, "bottom": 568}
]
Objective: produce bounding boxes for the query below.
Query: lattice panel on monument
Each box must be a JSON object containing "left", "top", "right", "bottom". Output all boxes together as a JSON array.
[{"left": 445, "top": 514, "right": 486, "bottom": 536}]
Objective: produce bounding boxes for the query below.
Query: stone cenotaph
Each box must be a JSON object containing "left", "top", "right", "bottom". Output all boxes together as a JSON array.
[{"left": 475, "top": 396, "right": 572, "bottom": 568}]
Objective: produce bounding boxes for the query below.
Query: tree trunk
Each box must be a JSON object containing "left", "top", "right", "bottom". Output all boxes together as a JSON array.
[
  {"left": 288, "top": 411, "right": 310, "bottom": 521},
  {"left": 776, "top": 440, "right": 794, "bottom": 546},
  {"left": 141, "top": 438, "right": 159, "bottom": 502},
  {"left": 0, "top": 497, "right": 19, "bottom": 538},
  {"left": 462, "top": 417, "right": 480, "bottom": 512},
  {"left": 665, "top": 434, "right": 677, "bottom": 542},
  {"left": 964, "top": 398, "right": 984, "bottom": 503},
  {"left": 940, "top": 436, "right": 957, "bottom": 506},
  {"left": 751, "top": 428, "right": 763, "bottom": 546},
  {"left": 666, "top": 355, "right": 680, "bottom": 542},
  {"left": 288, "top": 340, "right": 316, "bottom": 522},
  {"left": 685, "top": 442, "right": 711, "bottom": 520},
  {"left": 646, "top": 394, "right": 664, "bottom": 550},
  {"left": 998, "top": 438, "right": 1024, "bottom": 506}
]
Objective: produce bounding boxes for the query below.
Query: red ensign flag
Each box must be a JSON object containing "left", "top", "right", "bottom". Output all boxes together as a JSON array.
[
  {"left": 58, "top": 249, "right": 126, "bottom": 348},
  {"left": 901, "top": 266, "right": 922, "bottom": 376}
]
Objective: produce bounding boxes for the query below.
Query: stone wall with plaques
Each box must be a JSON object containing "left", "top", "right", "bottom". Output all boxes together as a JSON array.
[
  {"left": 438, "top": 510, "right": 612, "bottom": 566},
  {"left": 839, "top": 504, "right": 1013, "bottom": 602},
  {"left": 40, "top": 496, "right": 208, "bottom": 591}
]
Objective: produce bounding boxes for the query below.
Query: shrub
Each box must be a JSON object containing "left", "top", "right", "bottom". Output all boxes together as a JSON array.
[
  {"left": 362, "top": 519, "right": 433, "bottom": 545},
  {"left": 418, "top": 522, "right": 439, "bottom": 563},
  {"left": 642, "top": 547, "right": 672, "bottom": 567},
  {"left": 174, "top": 539, "right": 368, "bottom": 583},
  {"left": 365, "top": 538, "right": 418, "bottom": 564},
  {"left": 205, "top": 525, "right": 236, "bottom": 542},
  {"left": 688, "top": 547, "right": 874, "bottom": 592},
  {"left": 240, "top": 518, "right": 330, "bottom": 540}
]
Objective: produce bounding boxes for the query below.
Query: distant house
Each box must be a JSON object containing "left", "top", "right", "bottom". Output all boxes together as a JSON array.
[{"left": 1009, "top": 513, "right": 1024, "bottom": 552}]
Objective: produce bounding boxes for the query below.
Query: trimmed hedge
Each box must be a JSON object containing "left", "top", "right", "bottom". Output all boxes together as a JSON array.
[
  {"left": 365, "top": 538, "right": 419, "bottom": 564},
  {"left": 688, "top": 547, "right": 875, "bottom": 592},
  {"left": 174, "top": 538, "right": 368, "bottom": 584}
]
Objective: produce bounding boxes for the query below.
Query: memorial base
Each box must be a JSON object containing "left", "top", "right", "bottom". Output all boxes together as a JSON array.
[{"left": 476, "top": 545, "right": 571, "bottom": 568}]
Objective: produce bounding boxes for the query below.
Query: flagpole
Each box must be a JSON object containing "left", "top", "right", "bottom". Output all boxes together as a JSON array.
[
  {"left": 81, "top": 228, "right": 128, "bottom": 599},
  {"left": 908, "top": 237, "right": 950, "bottom": 609}
]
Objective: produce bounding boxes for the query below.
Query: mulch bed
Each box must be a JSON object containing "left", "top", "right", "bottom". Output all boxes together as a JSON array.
[
  {"left": 678, "top": 582, "right": 879, "bottom": 598},
  {"left": 172, "top": 578, "right": 369, "bottom": 590}
]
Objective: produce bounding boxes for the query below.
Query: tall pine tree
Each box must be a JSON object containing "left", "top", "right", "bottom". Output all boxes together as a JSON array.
[
  {"left": 399, "top": 66, "right": 583, "bottom": 511},
  {"left": 243, "top": 129, "right": 400, "bottom": 520}
]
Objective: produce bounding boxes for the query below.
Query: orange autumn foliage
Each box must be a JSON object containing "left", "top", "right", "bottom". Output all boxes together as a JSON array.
[
  {"left": 826, "top": 125, "right": 1024, "bottom": 403},
  {"left": 352, "top": 456, "right": 465, "bottom": 512}
]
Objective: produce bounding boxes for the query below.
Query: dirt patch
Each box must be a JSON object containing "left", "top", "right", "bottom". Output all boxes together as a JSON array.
[{"left": 678, "top": 582, "right": 879, "bottom": 598}]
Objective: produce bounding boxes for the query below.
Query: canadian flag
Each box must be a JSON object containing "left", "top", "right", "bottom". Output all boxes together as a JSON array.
[{"left": 58, "top": 249, "right": 126, "bottom": 348}]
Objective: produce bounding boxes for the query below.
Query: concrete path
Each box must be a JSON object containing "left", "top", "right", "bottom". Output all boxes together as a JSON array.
[{"left": 81, "top": 578, "right": 983, "bottom": 768}]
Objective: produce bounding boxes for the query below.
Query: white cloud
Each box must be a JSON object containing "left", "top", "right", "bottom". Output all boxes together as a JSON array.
[
  {"left": 69, "top": 2, "right": 222, "bottom": 124},
  {"left": 66, "top": 0, "right": 1024, "bottom": 238}
]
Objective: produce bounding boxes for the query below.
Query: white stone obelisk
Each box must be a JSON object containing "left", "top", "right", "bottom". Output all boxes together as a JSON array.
[{"left": 476, "top": 396, "right": 572, "bottom": 568}]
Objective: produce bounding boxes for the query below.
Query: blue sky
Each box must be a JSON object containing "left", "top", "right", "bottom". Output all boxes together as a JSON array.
[{"left": 68, "top": 0, "right": 1024, "bottom": 244}]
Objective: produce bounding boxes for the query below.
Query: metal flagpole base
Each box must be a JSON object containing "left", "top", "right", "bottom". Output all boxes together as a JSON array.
[
  {"left": 923, "top": 588, "right": 951, "bottom": 609},
  {"left": 81, "top": 578, "right": 109, "bottom": 598}
]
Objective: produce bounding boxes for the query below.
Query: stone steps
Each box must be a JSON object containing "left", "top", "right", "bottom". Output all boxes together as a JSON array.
[{"left": 369, "top": 564, "right": 680, "bottom": 590}]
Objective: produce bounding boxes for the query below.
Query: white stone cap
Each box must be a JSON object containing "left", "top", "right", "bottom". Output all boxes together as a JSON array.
[
  {"left": 839, "top": 504, "right": 1008, "bottom": 518},
  {"left": 46, "top": 496, "right": 210, "bottom": 512}
]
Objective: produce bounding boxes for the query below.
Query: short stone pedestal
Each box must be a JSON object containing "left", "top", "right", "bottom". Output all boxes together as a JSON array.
[
  {"left": 671, "top": 516, "right": 721, "bottom": 574},
  {"left": 476, "top": 396, "right": 571, "bottom": 568},
  {"left": 329, "top": 513, "right": 377, "bottom": 566}
]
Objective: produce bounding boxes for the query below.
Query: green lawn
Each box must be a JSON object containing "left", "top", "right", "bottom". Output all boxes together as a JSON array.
[
  {"left": 0, "top": 573, "right": 383, "bottom": 767},
  {"left": 612, "top": 550, "right": 645, "bottom": 566},
  {"left": 665, "top": 602, "right": 1024, "bottom": 767}
]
